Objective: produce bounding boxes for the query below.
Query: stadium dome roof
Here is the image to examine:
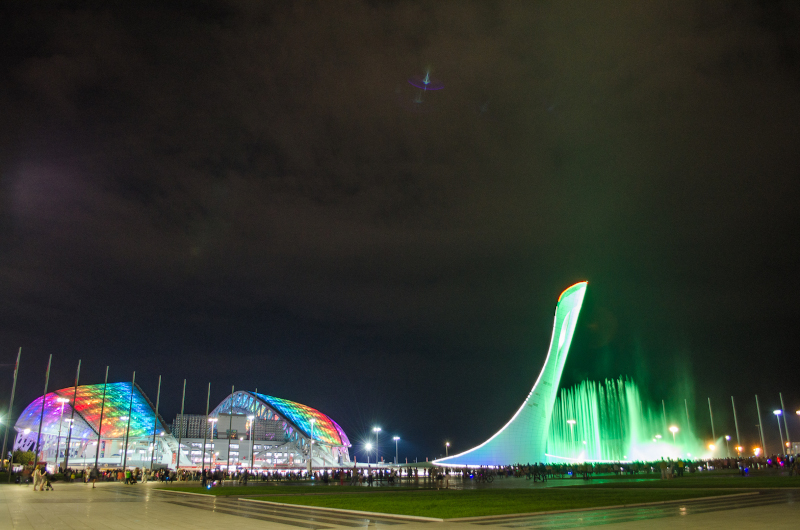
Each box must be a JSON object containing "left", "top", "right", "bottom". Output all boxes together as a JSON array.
[
  {"left": 211, "top": 391, "right": 350, "bottom": 447},
  {"left": 14, "top": 382, "right": 168, "bottom": 440}
]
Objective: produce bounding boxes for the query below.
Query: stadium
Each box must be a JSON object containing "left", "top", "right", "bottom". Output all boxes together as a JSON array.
[{"left": 13, "top": 385, "right": 351, "bottom": 470}]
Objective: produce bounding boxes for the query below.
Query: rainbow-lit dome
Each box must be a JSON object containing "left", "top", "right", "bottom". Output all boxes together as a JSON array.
[
  {"left": 14, "top": 382, "right": 167, "bottom": 440},
  {"left": 210, "top": 391, "right": 350, "bottom": 448}
]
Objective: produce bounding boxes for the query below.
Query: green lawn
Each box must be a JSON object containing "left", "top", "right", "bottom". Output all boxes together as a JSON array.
[
  {"left": 248, "top": 488, "right": 737, "bottom": 519},
  {"left": 159, "top": 484, "right": 425, "bottom": 496},
  {"left": 571, "top": 474, "right": 800, "bottom": 489}
]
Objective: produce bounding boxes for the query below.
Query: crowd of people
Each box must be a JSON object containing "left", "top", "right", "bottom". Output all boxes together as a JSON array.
[
  {"left": 6, "top": 453, "right": 799, "bottom": 491},
  {"left": 440, "top": 454, "right": 800, "bottom": 481}
]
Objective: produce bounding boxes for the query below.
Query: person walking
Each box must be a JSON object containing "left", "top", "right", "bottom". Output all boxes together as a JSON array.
[
  {"left": 43, "top": 471, "right": 54, "bottom": 491},
  {"left": 89, "top": 466, "right": 99, "bottom": 488},
  {"left": 32, "top": 466, "right": 42, "bottom": 491}
]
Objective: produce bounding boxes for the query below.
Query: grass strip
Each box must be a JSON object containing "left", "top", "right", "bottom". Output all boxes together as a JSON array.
[
  {"left": 568, "top": 476, "right": 800, "bottom": 489},
  {"left": 248, "top": 487, "right": 734, "bottom": 518},
  {"left": 158, "top": 484, "right": 423, "bottom": 496}
]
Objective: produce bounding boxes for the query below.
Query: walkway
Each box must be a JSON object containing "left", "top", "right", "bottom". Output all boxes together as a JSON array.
[{"left": 0, "top": 482, "right": 797, "bottom": 529}]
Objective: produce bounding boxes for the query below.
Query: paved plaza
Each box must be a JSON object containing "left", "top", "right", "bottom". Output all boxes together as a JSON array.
[{"left": 0, "top": 482, "right": 797, "bottom": 529}]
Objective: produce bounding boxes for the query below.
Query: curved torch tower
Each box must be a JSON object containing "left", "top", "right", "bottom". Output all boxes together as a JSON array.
[{"left": 435, "top": 281, "right": 587, "bottom": 466}]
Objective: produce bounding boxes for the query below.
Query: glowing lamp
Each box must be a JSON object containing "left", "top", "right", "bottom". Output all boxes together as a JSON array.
[
  {"left": 393, "top": 436, "right": 400, "bottom": 441},
  {"left": 56, "top": 397, "right": 69, "bottom": 403},
  {"left": 709, "top": 444, "right": 715, "bottom": 450},
  {"left": 655, "top": 434, "right": 662, "bottom": 439},
  {"left": 365, "top": 443, "right": 372, "bottom": 451},
  {"left": 566, "top": 419, "right": 576, "bottom": 425},
  {"left": 669, "top": 426, "right": 679, "bottom": 433},
  {"left": 725, "top": 435, "right": 730, "bottom": 441},
  {"left": 773, "top": 410, "right": 782, "bottom": 416},
  {"left": 373, "top": 427, "right": 381, "bottom": 433},
  {"left": 23, "top": 428, "right": 31, "bottom": 434}
]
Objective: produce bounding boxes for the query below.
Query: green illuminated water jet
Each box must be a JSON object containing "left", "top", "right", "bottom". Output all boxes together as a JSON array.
[{"left": 546, "top": 378, "right": 710, "bottom": 462}]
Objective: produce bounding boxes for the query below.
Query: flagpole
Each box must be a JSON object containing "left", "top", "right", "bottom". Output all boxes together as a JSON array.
[
  {"left": 226, "top": 385, "right": 233, "bottom": 475},
  {"left": 93, "top": 367, "right": 109, "bottom": 469},
  {"left": 149, "top": 375, "right": 161, "bottom": 471},
  {"left": 121, "top": 372, "right": 135, "bottom": 470},
  {"left": 176, "top": 379, "right": 186, "bottom": 470},
  {"left": 32, "top": 355, "right": 52, "bottom": 471},
  {"left": 2, "top": 348, "right": 21, "bottom": 482},
  {"left": 62, "top": 360, "right": 81, "bottom": 471},
  {"left": 201, "top": 383, "right": 210, "bottom": 475}
]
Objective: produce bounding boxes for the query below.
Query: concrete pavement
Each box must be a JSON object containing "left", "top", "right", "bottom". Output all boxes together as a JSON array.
[{"left": 0, "top": 481, "right": 797, "bottom": 529}]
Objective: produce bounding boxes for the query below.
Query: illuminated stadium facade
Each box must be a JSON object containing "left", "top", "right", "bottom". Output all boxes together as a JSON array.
[
  {"left": 14, "top": 386, "right": 351, "bottom": 470},
  {"left": 173, "top": 391, "right": 351, "bottom": 469},
  {"left": 13, "top": 382, "right": 178, "bottom": 469},
  {"left": 435, "top": 281, "right": 587, "bottom": 467}
]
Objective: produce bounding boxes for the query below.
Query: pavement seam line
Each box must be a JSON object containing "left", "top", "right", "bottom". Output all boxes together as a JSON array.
[
  {"left": 239, "top": 497, "right": 444, "bottom": 522},
  {"left": 447, "top": 491, "right": 761, "bottom": 522}
]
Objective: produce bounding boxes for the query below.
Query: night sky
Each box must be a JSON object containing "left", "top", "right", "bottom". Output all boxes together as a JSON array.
[{"left": 2, "top": 1, "right": 799, "bottom": 462}]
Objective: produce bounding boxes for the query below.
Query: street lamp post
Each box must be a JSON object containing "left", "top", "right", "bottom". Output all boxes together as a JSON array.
[
  {"left": 365, "top": 443, "right": 372, "bottom": 464},
  {"left": 373, "top": 427, "right": 381, "bottom": 465},
  {"left": 119, "top": 416, "right": 129, "bottom": 466},
  {"left": 54, "top": 397, "right": 69, "bottom": 470},
  {"left": 445, "top": 442, "right": 450, "bottom": 457},
  {"left": 725, "top": 435, "right": 731, "bottom": 457},
  {"left": 773, "top": 410, "right": 785, "bottom": 453},
  {"left": 309, "top": 418, "right": 316, "bottom": 472},
  {"left": 205, "top": 418, "right": 218, "bottom": 472},
  {"left": 248, "top": 415, "right": 255, "bottom": 474},
  {"left": 669, "top": 426, "right": 679, "bottom": 444},
  {"left": 393, "top": 437, "right": 399, "bottom": 465}
]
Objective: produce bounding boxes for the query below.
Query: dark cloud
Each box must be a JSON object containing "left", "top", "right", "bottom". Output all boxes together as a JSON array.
[{"left": 1, "top": 0, "right": 799, "bottom": 458}]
